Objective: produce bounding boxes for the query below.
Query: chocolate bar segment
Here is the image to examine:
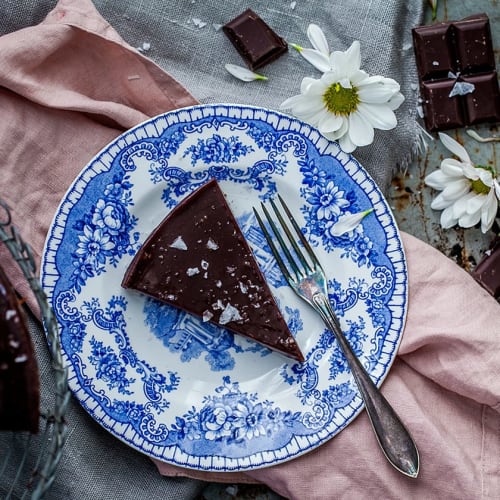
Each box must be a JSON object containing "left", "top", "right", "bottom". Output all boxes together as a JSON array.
[
  {"left": 412, "top": 13, "right": 500, "bottom": 131},
  {"left": 223, "top": 9, "right": 288, "bottom": 70},
  {"left": 472, "top": 238, "right": 500, "bottom": 299}
]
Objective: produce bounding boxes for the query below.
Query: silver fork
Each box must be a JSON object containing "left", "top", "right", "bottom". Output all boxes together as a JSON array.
[{"left": 254, "top": 195, "right": 419, "bottom": 478}]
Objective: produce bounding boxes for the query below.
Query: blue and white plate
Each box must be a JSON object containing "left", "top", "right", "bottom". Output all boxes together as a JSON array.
[{"left": 41, "top": 104, "right": 407, "bottom": 471}]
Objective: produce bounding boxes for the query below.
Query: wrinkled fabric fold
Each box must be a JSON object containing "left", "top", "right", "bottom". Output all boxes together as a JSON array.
[{"left": 0, "top": 0, "right": 198, "bottom": 317}]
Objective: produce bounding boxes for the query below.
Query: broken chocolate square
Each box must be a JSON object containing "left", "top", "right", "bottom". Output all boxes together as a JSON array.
[
  {"left": 223, "top": 9, "right": 288, "bottom": 70},
  {"left": 412, "top": 13, "right": 500, "bottom": 131}
]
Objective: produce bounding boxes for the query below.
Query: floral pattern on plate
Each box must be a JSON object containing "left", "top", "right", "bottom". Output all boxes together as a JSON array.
[{"left": 41, "top": 104, "right": 407, "bottom": 471}]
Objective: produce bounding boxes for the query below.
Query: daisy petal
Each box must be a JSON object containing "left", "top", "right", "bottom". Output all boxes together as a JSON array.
[
  {"left": 431, "top": 192, "right": 454, "bottom": 210},
  {"left": 387, "top": 91, "right": 405, "bottom": 110},
  {"left": 425, "top": 169, "right": 454, "bottom": 190},
  {"left": 357, "top": 103, "right": 397, "bottom": 130},
  {"left": 481, "top": 191, "right": 498, "bottom": 233},
  {"left": 438, "top": 133, "right": 472, "bottom": 164},
  {"left": 307, "top": 24, "right": 330, "bottom": 55},
  {"left": 348, "top": 112, "right": 374, "bottom": 146},
  {"left": 440, "top": 158, "right": 467, "bottom": 177},
  {"left": 338, "top": 132, "right": 356, "bottom": 152},
  {"left": 318, "top": 112, "right": 343, "bottom": 133},
  {"left": 330, "top": 209, "right": 373, "bottom": 236},
  {"left": 466, "top": 193, "right": 486, "bottom": 214},
  {"left": 299, "top": 48, "right": 332, "bottom": 72},
  {"left": 440, "top": 206, "right": 458, "bottom": 228},
  {"left": 224, "top": 64, "right": 267, "bottom": 82},
  {"left": 440, "top": 178, "right": 471, "bottom": 201},
  {"left": 458, "top": 211, "right": 481, "bottom": 228},
  {"left": 357, "top": 83, "right": 401, "bottom": 103}
]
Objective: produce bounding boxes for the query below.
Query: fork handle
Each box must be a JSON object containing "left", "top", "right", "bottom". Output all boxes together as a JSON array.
[{"left": 313, "top": 292, "right": 419, "bottom": 478}]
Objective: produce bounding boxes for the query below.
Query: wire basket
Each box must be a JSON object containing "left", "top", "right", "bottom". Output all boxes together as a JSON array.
[{"left": 0, "top": 199, "right": 70, "bottom": 499}]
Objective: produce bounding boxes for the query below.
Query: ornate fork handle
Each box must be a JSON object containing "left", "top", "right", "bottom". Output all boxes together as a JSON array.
[{"left": 312, "top": 291, "right": 419, "bottom": 478}]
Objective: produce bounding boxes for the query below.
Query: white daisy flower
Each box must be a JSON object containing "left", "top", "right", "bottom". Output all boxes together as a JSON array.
[
  {"left": 425, "top": 132, "right": 500, "bottom": 233},
  {"left": 281, "top": 40, "right": 404, "bottom": 153}
]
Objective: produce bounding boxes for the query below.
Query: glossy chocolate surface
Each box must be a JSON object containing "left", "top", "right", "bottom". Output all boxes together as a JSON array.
[
  {"left": 122, "top": 179, "right": 304, "bottom": 362},
  {"left": 472, "top": 237, "right": 500, "bottom": 299},
  {"left": 223, "top": 8, "right": 288, "bottom": 70},
  {"left": 412, "top": 13, "right": 500, "bottom": 131},
  {"left": 0, "top": 265, "right": 39, "bottom": 433}
]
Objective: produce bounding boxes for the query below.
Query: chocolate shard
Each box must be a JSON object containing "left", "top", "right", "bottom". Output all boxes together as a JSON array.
[
  {"left": 0, "top": 265, "right": 40, "bottom": 433},
  {"left": 122, "top": 179, "right": 304, "bottom": 362},
  {"left": 223, "top": 8, "right": 288, "bottom": 70},
  {"left": 412, "top": 13, "right": 500, "bottom": 131}
]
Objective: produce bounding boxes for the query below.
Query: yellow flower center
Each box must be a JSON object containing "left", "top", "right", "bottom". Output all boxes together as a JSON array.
[
  {"left": 323, "top": 82, "right": 360, "bottom": 116},
  {"left": 471, "top": 165, "right": 496, "bottom": 195}
]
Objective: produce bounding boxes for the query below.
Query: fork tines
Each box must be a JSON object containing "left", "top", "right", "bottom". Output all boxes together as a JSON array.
[{"left": 253, "top": 195, "right": 320, "bottom": 284}]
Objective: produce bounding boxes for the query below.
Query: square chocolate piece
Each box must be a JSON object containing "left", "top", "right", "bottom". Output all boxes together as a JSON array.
[
  {"left": 412, "top": 13, "right": 500, "bottom": 132},
  {"left": 223, "top": 9, "right": 288, "bottom": 70}
]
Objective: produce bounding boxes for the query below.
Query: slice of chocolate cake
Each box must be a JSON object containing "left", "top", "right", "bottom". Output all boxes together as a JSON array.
[
  {"left": 0, "top": 264, "right": 40, "bottom": 433},
  {"left": 122, "top": 179, "right": 304, "bottom": 362}
]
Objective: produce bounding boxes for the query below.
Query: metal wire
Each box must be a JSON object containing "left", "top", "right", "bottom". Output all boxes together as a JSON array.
[{"left": 0, "top": 198, "right": 70, "bottom": 499}]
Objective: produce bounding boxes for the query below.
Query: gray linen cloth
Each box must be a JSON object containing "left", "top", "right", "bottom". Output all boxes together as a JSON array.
[{"left": 0, "top": 0, "right": 424, "bottom": 498}]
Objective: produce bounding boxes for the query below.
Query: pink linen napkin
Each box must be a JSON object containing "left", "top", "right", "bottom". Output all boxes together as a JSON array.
[
  {"left": 0, "top": 0, "right": 198, "bottom": 317},
  {"left": 1, "top": 1, "right": 499, "bottom": 499}
]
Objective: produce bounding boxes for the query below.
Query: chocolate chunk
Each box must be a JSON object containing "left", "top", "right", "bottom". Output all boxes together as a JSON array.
[
  {"left": 472, "top": 238, "right": 500, "bottom": 299},
  {"left": 223, "top": 9, "right": 288, "bottom": 70},
  {"left": 412, "top": 13, "right": 500, "bottom": 131},
  {"left": 0, "top": 265, "right": 40, "bottom": 433}
]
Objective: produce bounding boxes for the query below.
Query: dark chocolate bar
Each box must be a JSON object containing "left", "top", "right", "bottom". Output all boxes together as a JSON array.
[
  {"left": 472, "top": 237, "right": 500, "bottom": 299},
  {"left": 223, "top": 9, "right": 288, "bottom": 70},
  {"left": 412, "top": 13, "right": 500, "bottom": 131}
]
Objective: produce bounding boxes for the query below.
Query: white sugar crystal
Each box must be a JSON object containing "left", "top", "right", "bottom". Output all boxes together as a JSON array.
[
  {"left": 14, "top": 354, "right": 28, "bottom": 363},
  {"left": 213, "top": 23, "right": 223, "bottom": 31},
  {"left": 432, "top": 61, "right": 439, "bottom": 66},
  {"left": 202, "top": 310, "right": 214, "bottom": 322},
  {"left": 9, "top": 339, "right": 20, "bottom": 349},
  {"left": 192, "top": 17, "right": 207, "bottom": 28},
  {"left": 201, "top": 260, "right": 209, "bottom": 270},
  {"left": 206, "top": 238, "right": 219, "bottom": 250},
  {"left": 169, "top": 236, "right": 188, "bottom": 250},
  {"left": 239, "top": 282, "right": 248, "bottom": 294},
  {"left": 219, "top": 303, "right": 242, "bottom": 325},
  {"left": 226, "top": 265, "right": 237, "bottom": 273},
  {"left": 186, "top": 267, "right": 200, "bottom": 276},
  {"left": 5, "top": 309, "right": 16, "bottom": 321},
  {"left": 290, "top": 1, "right": 296, "bottom": 9},
  {"left": 449, "top": 81, "right": 475, "bottom": 98},
  {"left": 215, "top": 280, "right": 222, "bottom": 288},
  {"left": 166, "top": 294, "right": 177, "bottom": 301}
]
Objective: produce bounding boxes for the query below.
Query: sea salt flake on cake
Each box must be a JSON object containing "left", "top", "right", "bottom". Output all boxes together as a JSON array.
[
  {"left": 206, "top": 238, "right": 219, "bottom": 250},
  {"left": 169, "top": 236, "right": 188, "bottom": 250},
  {"left": 186, "top": 267, "right": 200, "bottom": 276},
  {"left": 219, "top": 303, "right": 242, "bottom": 325},
  {"left": 202, "top": 310, "right": 214, "bottom": 322}
]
